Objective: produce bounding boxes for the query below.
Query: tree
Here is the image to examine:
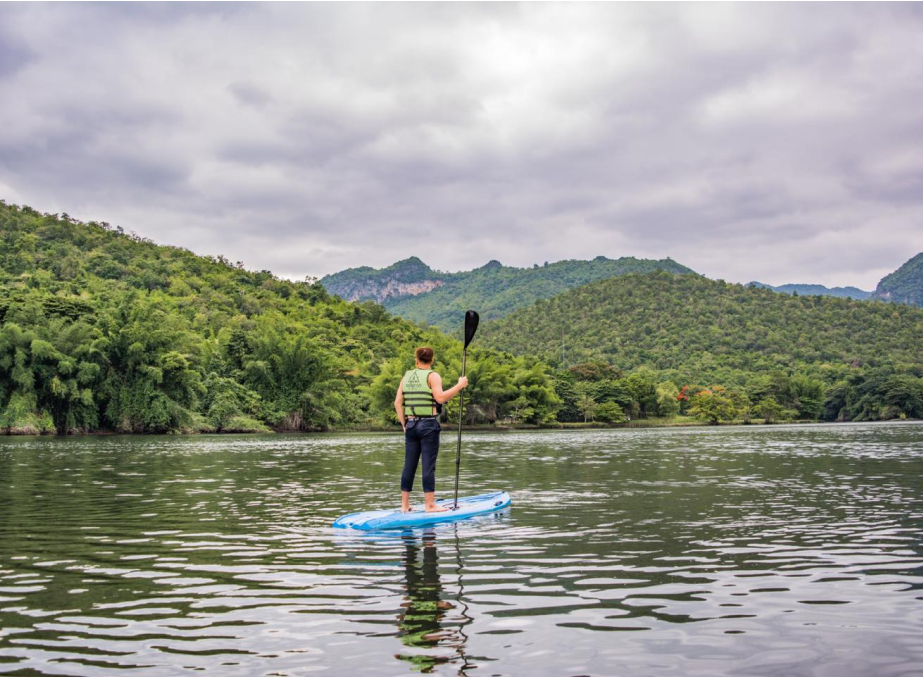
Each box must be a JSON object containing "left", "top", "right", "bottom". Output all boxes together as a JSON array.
[
  {"left": 688, "top": 387, "right": 737, "bottom": 425},
  {"left": 626, "top": 369, "right": 659, "bottom": 418},
  {"left": 508, "top": 360, "right": 561, "bottom": 424},
  {"left": 465, "top": 354, "right": 515, "bottom": 423},
  {"left": 551, "top": 370, "right": 581, "bottom": 422},
  {"left": 729, "top": 390, "right": 752, "bottom": 423},
  {"left": 881, "top": 374, "right": 923, "bottom": 418},
  {"left": 502, "top": 396, "right": 535, "bottom": 424},
  {"left": 591, "top": 378, "right": 634, "bottom": 411},
  {"left": 656, "top": 381, "right": 680, "bottom": 418},
  {"left": 758, "top": 396, "right": 784, "bottom": 423},
  {"left": 202, "top": 373, "right": 264, "bottom": 432},
  {"left": 596, "top": 401, "right": 626, "bottom": 423},
  {"left": 369, "top": 358, "right": 410, "bottom": 425},
  {"left": 791, "top": 374, "right": 825, "bottom": 419},
  {"left": 576, "top": 394, "right": 598, "bottom": 422},
  {"left": 0, "top": 320, "right": 103, "bottom": 435},
  {"left": 574, "top": 381, "right": 598, "bottom": 422}
]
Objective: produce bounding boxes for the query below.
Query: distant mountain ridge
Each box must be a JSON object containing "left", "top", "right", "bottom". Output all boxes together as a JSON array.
[
  {"left": 871, "top": 253, "right": 923, "bottom": 307},
  {"left": 320, "top": 255, "right": 696, "bottom": 329},
  {"left": 748, "top": 282, "right": 871, "bottom": 300}
]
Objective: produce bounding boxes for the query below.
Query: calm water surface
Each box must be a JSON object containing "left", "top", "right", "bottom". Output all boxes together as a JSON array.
[{"left": 1, "top": 423, "right": 922, "bottom": 676}]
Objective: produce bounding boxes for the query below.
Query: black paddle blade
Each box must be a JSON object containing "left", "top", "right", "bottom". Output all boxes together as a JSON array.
[{"left": 464, "top": 310, "right": 480, "bottom": 348}]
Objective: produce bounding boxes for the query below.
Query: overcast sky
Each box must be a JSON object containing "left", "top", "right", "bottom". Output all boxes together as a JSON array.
[{"left": 1, "top": 3, "right": 922, "bottom": 288}]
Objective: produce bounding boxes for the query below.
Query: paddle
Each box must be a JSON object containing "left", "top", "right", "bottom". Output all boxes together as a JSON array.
[{"left": 453, "top": 310, "right": 479, "bottom": 509}]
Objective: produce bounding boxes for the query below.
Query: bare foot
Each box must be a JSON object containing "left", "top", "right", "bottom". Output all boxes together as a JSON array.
[
  {"left": 401, "top": 506, "right": 413, "bottom": 513},
  {"left": 425, "top": 504, "right": 448, "bottom": 513}
]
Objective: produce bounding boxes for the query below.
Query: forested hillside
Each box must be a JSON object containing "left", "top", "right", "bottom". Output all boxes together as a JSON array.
[
  {"left": 480, "top": 272, "right": 923, "bottom": 424},
  {"left": 872, "top": 253, "right": 923, "bottom": 307},
  {"left": 4, "top": 201, "right": 920, "bottom": 434},
  {"left": 0, "top": 202, "right": 559, "bottom": 434}
]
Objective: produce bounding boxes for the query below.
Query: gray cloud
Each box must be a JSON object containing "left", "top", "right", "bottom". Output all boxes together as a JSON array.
[{"left": 1, "top": 3, "right": 922, "bottom": 289}]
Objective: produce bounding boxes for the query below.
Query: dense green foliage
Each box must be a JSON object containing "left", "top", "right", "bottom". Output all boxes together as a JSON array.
[
  {"left": 322, "top": 255, "right": 695, "bottom": 330},
  {"left": 4, "top": 200, "right": 919, "bottom": 433},
  {"left": 481, "top": 272, "right": 923, "bottom": 423},
  {"left": 0, "top": 202, "right": 558, "bottom": 434},
  {"left": 749, "top": 281, "right": 871, "bottom": 300},
  {"left": 872, "top": 252, "right": 923, "bottom": 307}
]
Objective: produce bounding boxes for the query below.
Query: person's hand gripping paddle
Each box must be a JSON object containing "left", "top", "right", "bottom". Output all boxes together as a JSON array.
[{"left": 453, "top": 310, "right": 479, "bottom": 509}]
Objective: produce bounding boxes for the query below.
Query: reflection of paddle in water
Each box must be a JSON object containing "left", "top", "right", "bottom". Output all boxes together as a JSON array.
[{"left": 395, "top": 526, "right": 473, "bottom": 674}]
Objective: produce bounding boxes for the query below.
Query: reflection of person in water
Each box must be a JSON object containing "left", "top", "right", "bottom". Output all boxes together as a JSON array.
[{"left": 395, "top": 529, "right": 467, "bottom": 673}]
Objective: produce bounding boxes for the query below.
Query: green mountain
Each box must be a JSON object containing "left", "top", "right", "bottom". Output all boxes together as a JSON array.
[
  {"left": 0, "top": 202, "right": 559, "bottom": 433},
  {"left": 479, "top": 271, "right": 923, "bottom": 422},
  {"left": 322, "top": 255, "right": 696, "bottom": 330},
  {"left": 748, "top": 281, "right": 871, "bottom": 300},
  {"left": 872, "top": 253, "right": 923, "bottom": 307}
]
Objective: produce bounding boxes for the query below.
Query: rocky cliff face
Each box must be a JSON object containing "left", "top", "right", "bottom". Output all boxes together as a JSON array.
[
  {"left": 320, "top": 257, "right": 449, "bottom": 303},
  {"left": 335, "top": 278, "right": 444, "bottom": 303},
  {"left": 871, "top": 253, "right": 923, "bottom": 307}
]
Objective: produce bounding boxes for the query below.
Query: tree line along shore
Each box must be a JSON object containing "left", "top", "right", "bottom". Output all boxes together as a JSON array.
[{"left": 2, "top": 202, "right": 922, "bottom": 435}]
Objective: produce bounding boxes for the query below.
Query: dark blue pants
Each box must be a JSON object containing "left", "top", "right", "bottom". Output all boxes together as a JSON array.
[{"left": 401, "top": 418, "right": 441, "bottom": 493}]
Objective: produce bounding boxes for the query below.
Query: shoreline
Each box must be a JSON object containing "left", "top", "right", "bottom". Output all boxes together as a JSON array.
[{"left": 4, "top": 417, "right": 917, "bottom": 437}]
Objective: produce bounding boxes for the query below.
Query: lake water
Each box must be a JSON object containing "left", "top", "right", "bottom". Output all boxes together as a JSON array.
[{"left": 1, "top": 423, "right": 922, "bottom": 677}]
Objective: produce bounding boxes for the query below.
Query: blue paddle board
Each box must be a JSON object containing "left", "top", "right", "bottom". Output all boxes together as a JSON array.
[{"left": 332, "top": 491, "right": 511, "bottom": 531}]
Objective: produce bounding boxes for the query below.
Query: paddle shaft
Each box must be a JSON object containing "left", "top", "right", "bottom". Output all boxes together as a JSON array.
[{"left": 453, "top": 348, "right": 467, "bottom": 509}]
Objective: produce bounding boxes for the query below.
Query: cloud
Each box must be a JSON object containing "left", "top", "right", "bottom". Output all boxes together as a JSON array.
[{"left": 1, "top": 3, "right": 922, "bottom": 290}]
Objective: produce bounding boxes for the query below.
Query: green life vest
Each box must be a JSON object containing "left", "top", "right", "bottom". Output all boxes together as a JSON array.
[{"left": 402, "top": 368, "right": 436, "bottom": 417}]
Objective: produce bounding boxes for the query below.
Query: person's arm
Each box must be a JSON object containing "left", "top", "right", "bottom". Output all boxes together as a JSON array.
[
  {"left": 394, "top": 379, "right": 406, "bottom": 431},
  {"left": 429, "top": 372, "right": 468, "bottom": 404}
]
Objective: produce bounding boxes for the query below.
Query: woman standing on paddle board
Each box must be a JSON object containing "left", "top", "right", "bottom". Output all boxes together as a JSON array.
[{"left": 394, "top": 347, "right": 468, "bottom": 513}]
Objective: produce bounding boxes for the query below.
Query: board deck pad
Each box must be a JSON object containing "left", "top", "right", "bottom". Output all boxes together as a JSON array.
[{"left": 332, "top": 491, "right": 511, "bottom": 531}]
